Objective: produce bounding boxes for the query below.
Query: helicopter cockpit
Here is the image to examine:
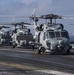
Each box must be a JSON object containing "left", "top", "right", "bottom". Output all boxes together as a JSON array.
[
  {"left": 17, "top": 28, "right": 32, "bottom": 36},
  {"left": 46, "top": 30, "right": 69, "bottom": 39}
]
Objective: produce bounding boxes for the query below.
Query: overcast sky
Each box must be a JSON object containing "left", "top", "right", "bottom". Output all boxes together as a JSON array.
[{"left": 0, "top": 0, "right": 74, "bottom": 35}]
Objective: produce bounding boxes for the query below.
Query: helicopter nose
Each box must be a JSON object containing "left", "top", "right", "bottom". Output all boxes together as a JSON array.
[
  {"left": 57, "top": 40, "right": 64, "bottom": 50},
  {"left": 46, "top": 41, "right": 51, "bottom": 47},
  {"left": 58, "top": 40, "right": 64, "bottom": 45}
]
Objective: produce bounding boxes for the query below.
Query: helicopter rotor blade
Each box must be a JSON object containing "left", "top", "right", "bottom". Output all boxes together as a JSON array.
[
  {"left": 2, "top": 26, "right": 10, "bottom": 28},
  {"left": 0, "top": 21, "right": 33, "bottom": 27},
  {"left": 61, "top": 16, "right": 74, "bottom": 19},
  {"left": 31, "top": 9, "right": 36, "bottom": 16},
  {"left": 0, "top": 26, "right": 10, "bottom": 29},
  {"left": 0, "top": 15, "right": 29, "bottom": 18},
  {"left": 29, "top": 9, "right": 36, "bottom": 23}
]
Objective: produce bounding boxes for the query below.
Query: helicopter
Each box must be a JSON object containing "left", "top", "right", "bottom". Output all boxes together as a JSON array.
[
  {"left": 0, "top": 26, "right": 11, "bottom": 46},
  {"left": 9, "top": 22, "right": 33, "bottom": 48},
  {"left": 29, "top": 14, "right": 72, "bottom": 54},
  {"left": 0, "top": 21, "right": 34, "bottom": 48}
]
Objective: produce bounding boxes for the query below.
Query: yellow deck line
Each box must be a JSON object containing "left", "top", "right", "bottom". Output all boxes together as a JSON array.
[{"left": 0, "top": 61, "right": 43, "bottom": 70}]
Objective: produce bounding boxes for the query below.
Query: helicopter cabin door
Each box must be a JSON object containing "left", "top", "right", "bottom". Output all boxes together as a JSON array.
[{"left": 40, "top": 32, "right": 46, "bottom": 46}]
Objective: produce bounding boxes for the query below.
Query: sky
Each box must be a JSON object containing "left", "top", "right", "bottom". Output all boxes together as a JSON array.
[{"left": 0, "top": 0, "right": 74, "bottom": 35}]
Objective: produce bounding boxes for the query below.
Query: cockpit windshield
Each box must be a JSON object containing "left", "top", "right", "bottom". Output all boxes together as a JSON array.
[
  {"left": 47, "top": 31, "right": 69, "bottom": 38},
  {"left": 56, "top": 32, "right": 60, "bottom": 37},
  {"left": 18, "top": 32, "right": 24, "bottom": 36},
  {"left": 48, "top": 32, "right": 55, "bottom": 38}
]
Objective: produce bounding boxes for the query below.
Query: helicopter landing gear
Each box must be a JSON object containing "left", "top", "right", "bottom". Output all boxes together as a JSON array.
[
  {"left": 12, "top": 45, "right": 16, "bottom": 48},
  {"left": 32, "top": 45, "right": 35, "bottom": 51},
  {"left": 12, "top": 42, "right": 17, "bottom": 48},
  {"left": 66, "top": 49, "right": 70, "bottom": 55},
  {"left": 36, "top": 46, "right": 45, "bottom": 54},
  {"left": 0, "top": 44, "right": 1, "bottom": 47},
  {"left": 37, "top": 49, "right": 41, "bottom": 54}
]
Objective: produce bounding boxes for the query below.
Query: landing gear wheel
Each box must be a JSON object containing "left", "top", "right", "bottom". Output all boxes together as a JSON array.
[
  {"left": 35, "top": 46, "right": 45, "bottom": 54},
  {"left": 66, "top": 49, "right": 70, "bottom": 55},
  {"left": 37, "top": 49, "right": 41, "bottom": 54},
  {"left": 36, "top": 46, "right": 43, "bottom": 54},
  {"left": 12, "top": 42, "right": 17, "bottom": 48},
  {"left": 12, "top": 44, "right": 16, "bottom": 48},
  {"left": 0, "top": 44, "right": 1, "bottom": 47},
  {"left": 42, "top": 47, "right": 45, "bottom": 53}
]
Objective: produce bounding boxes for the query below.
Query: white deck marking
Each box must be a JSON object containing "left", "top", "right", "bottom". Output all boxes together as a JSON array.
[{"left": 35, "top": 70, "right": 74, "bottom": 75}]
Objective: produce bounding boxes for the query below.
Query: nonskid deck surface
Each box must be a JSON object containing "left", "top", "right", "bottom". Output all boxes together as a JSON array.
[{"left": 0, "top": 46, "right": 74, "bottom": 75}]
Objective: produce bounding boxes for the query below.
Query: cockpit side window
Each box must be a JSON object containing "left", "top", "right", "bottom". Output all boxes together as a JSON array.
[{"left": 61, "top": 31, "right": 69, "bottom": 38}]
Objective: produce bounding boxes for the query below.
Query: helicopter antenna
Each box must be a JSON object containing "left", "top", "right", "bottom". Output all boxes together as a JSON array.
[
  {"left": 31, "top": 9, "right": 36, "bottom": 16},
  {"left": 13, "top": 17, "right": 15, "bottom": 22}
]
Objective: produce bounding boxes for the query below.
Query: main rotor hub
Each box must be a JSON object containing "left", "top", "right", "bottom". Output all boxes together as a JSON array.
[
  {"left": 40, "top": 14, "right": 62, "bottom": 24},
  {"left": 40, "top": 14, "right": 62, "bottom": 19}
]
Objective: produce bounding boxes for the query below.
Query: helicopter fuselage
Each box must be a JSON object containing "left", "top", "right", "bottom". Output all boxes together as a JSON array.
[
  {"left": 11, "top": 27, "right": 33, "bottom": 48},
  {"left": 33, "top": 23, "right": 72, "bottom": 54}
]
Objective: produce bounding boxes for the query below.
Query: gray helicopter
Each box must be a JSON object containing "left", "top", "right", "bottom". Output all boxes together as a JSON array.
[
  {"left": 10, "top": 22, "right": 33, "bottom": 48},
  {"left": 0, "top": 26, "right": 11, "bottom": 46},
  {"left": 0, "top": 22, "right": 33, "bottom": 48},
  {"left": 30, "top": 14, "right": 72, "bottom": 54}
]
